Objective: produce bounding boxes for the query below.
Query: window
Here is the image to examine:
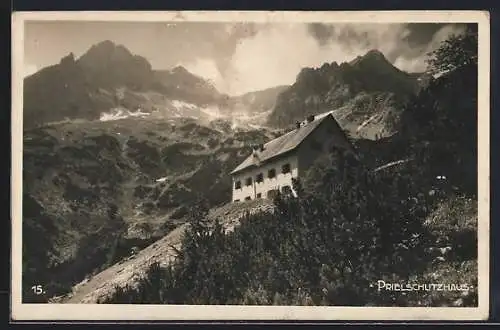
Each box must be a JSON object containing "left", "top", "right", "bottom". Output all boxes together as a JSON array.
[
  {"left": 282, "top": 185, "right": 292, "bottom": 194},
  {"left": 256, "top": 193, "right": 262, "bottom": 198},
  {"left": 268, "top": 168, "right": 276, "bottom": 179},
  {"left": 245, "top": 177, "right": 253, "bottom": 186},
  {"left": 282, "top": 163, "right": 291, "bottom": 174},
  {"left": 234, "top": 199, "right": 240, "bottom": 202},
  {"left": 245, "top": 196, "right": 251, "bottom": 201},
  {"left": 234, "top": 181, "right": 241, "bottom": 189},
  {"left": 256, "top": 173, "right": 264, "bottom": 183}
]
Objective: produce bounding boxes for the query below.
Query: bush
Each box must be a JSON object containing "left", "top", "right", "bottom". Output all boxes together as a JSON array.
[
  {"left": 103, "top": 149, "right": 438, "bottom": 306},
  {"left": 101, "top": 30, "right": 478, "bottom": 307}
]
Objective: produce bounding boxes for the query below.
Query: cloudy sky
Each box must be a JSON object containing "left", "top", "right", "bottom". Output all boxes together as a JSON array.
[{"left": 24, "top": 21, "right": 471, "bottom": 95}]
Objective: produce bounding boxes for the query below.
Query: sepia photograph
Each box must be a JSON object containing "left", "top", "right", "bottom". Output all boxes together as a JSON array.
[{"left": 11, "top": 11, "right": 490, "bottom": 321}]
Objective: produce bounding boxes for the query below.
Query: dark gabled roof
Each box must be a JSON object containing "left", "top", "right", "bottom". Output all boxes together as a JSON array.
[{"left": 231, "top": 114, "right": 334, "bottom": 175}]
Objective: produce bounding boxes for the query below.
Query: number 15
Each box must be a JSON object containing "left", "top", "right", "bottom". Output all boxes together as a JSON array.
[{"left": 31, "top": 285, "right": 43, "bottom": 295}]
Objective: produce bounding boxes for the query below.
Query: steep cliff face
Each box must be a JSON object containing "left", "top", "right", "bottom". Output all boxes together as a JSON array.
[
  {"left": 23, "top": 41, "right": 227, "bottom": 128},
  {"left": 77, "top": 40, "right": 154, "bottom": 91},
  {"left": 153, "top": 66, "right": 225, "bottom": 106},
  {"left": 23, "top": 40, "right": 288, "bottom": 129},
  {"left": 267, "top": 50, "right": 427, "bottom": 139}
]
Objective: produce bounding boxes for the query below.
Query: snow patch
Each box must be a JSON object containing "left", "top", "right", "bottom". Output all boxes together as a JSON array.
[
  {"left": 247, "top": 123, "right": 263, "bottom": 130},
  {"left": 171, "top": 100, "right": 223, "bottom": 120},
  {"left": 100, "top": 108, "right": 150, "bottom": 122},
  {"left": 171, "top": 100, "right": 198, "bottom": 110},
  {"left": 199, "top": 105, "right": 222, "bottom": 119}
]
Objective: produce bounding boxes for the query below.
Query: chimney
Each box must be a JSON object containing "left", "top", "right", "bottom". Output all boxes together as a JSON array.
[
  {"left": 252, "top": 145, "right": 259, "bottom": 158},
  {"left": 296, "top": 121, "right": 301, "bottom": 129},
  {"left": 307, "top": 115, "right": 315, "bottom": 123},
  {"left": 259, "top": 144, "right": 265, "bottom": 151}
]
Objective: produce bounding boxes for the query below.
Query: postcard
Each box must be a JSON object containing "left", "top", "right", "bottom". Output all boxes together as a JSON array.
[{"left": 11, "top": 10, "right": 490, "bottom": 321}]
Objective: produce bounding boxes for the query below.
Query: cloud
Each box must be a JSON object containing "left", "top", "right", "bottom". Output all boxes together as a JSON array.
[
  {"left": 308, "top": 23, "right": 412, "bottom": 56},
  {"left": 392, "top": 24, "right": 467, "bottom": 73},
  {"left": 197, "top": 23, "right": 413, "bottom": 94},
  {"left": 23, "top": 21, "right": 470, "bottom": 95},
  {"left": 191, "top": 23, "right": 469, "bottom": 95},
  {"left": 182, "top": 58, "right": 224, "bottom": 87}
]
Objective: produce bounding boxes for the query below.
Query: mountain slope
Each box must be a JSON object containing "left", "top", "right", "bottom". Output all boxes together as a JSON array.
[
  {"left": 23, "top": 41, "right": 225, "bottom": 128},
  {"left": 23, "top": 40, "right": 288, "bottom": 129},
  {"left": 153, "top": 66, "right": 225, "bottom": 106},
  {"left": 267, "top": 50, "right": 427, "bottom": 139},
  {"left": 57, "top": 198, "right": 274, "bottom": 304},
  {"left": 226, "top": 85, "right": 289, "bottom": 113},
  {"left": 22, "top": 116, "right": 276, "bottom": 302},
  {"left": 88, "top": 59, "right": 479, "bottom": 307}
]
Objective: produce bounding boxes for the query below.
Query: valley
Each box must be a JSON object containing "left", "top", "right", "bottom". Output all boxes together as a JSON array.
[{"left": 22, "top": 115, "right": 277, "bottom": 302}]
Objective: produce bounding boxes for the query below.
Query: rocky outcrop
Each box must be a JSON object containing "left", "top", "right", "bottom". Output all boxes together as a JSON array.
[
  {"left": 267, "top": 49, "right": 427, "bottom": 139},
  {"left": 23, "top": 40, "right": 288, "bottom": 129}
]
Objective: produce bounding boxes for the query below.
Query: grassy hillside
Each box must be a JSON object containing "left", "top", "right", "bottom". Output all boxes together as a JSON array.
[
  {"left": 102, "top": 153, "right": 478, "bottom": 306},
  {"left": 100, "top": 39, "right": 479, "bottom": 306}
]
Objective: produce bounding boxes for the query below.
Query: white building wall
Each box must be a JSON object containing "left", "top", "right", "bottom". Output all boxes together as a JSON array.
[
  {"left": 231, "top": 115, "right": 355, "bottom": 203},
  {"left": 232, "top": 153, "right": 299, "bottom": 202}
]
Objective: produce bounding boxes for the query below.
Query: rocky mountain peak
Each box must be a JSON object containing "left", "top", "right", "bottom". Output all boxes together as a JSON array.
[
  {"left": 350, "top": 49, "right": 391, "bottom": 67},
  {"left": 267, "top": 49, "right": 422, "bottom": 134},
  {"left": 59, "top": 52, "right": 76, "bottom": 66},
  {"left": 80, "top": 40, "right": 136, "bottom": 63},
  {"left": 365, "top": 49, "right": 386, "bottom": 58},
  {"left": 172, "top": 65, "right": 190, "bottom": 74},
  {"left": 22, "top": 39, "right": 288, "bottom": 128},
  {"left": 87, "top": 40, "right": 126, "bottom": 54},
  {"left": 166, "top": 65, "right": 212, "bottom": 87}
]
